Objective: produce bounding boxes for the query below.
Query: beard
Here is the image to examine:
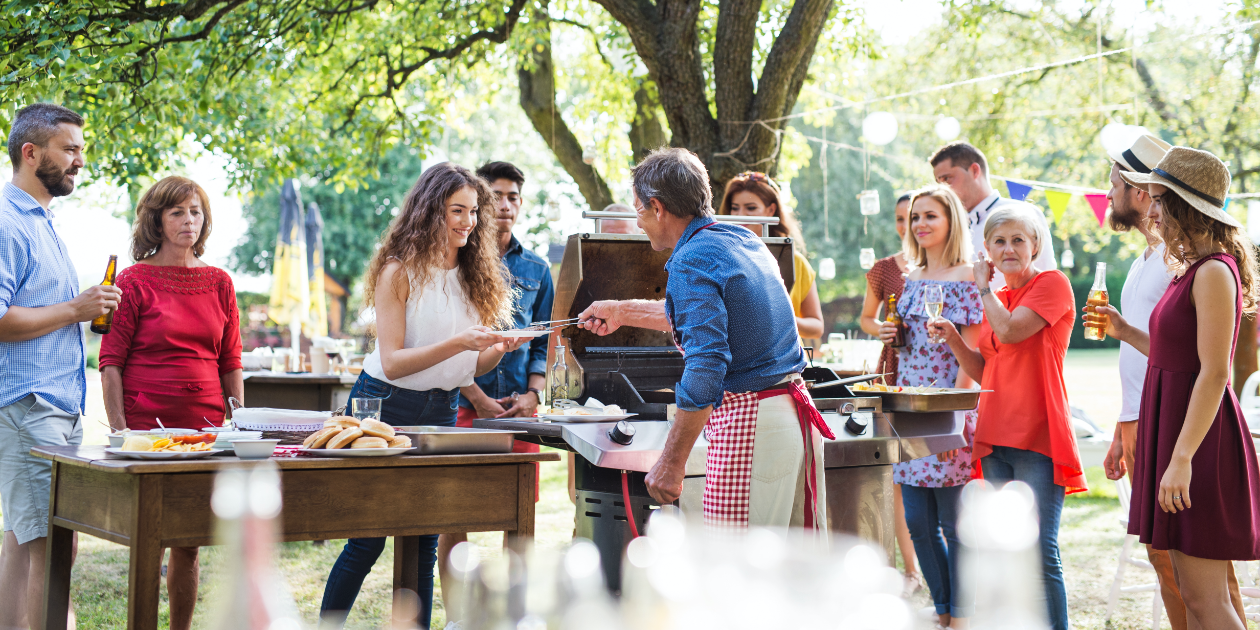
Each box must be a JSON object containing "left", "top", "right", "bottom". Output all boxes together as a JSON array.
[
  {"left": 1108, "top": 195, "right": 1143, "bottom": 232},
  {"left": 35, "top": 155, "right": 77, "bottom": 197}
]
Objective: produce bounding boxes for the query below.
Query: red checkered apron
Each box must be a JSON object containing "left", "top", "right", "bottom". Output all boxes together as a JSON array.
[{"left": 702, "top": 379, "right": 835, "bottom": 530}]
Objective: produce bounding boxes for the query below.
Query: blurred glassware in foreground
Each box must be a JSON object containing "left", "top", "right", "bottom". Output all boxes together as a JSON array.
[{"left": 959, "top": 479, "right": 1050, "bottom": 630}]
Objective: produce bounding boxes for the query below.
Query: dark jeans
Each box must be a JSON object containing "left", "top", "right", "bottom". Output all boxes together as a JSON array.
[
  {"left": 981, "top": 445, "right": 1068, "bottom": 630},
  {"left": 901, "top": 484, "right": 969, "bottom": 618},
  {"left": 320, "top": 373, "right": 459, "bottom": 629}
]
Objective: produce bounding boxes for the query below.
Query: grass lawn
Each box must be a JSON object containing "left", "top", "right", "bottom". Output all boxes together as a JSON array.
[{"left": 4, "top": 355, "right": 1258, "bottom": 628}]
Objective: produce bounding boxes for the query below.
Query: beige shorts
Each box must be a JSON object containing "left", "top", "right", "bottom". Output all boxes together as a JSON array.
[
  {"left": 0, "top": 394, "right": 82, "bottom": 544},
  {"left": 748, "top": 394, "right": 826, "bottom": 528}
]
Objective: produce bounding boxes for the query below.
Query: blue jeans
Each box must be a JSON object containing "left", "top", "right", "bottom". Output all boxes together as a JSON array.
[
  {"left": 901, "top": 484, "right": 969, "bottom": 618},
  {"left": 320, "top": 373, "right": 459, "bottom": 629},
  {"left": 981, "top": 445, "right": 1068, "bottom": 630}
]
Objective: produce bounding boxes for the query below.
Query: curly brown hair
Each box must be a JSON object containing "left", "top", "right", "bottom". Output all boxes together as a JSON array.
[
  {"left": 718, "top": 171, "right": 806, "bottom": 251},
  {"left": 1157, "top": 191, "right": 1258, "bottom": 315},
  {"left": 364, "top": 162, "right": 513, "bottom": 327},
  {"left": 130, "top": 176, "right": 213, "bottom": 261}
]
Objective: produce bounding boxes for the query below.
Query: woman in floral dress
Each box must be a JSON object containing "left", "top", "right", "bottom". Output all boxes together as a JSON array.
[{"left": 879, "top": 185, "right": 982, "bottom": 630}]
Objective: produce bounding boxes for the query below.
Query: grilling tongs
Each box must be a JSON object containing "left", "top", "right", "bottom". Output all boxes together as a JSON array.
[{"left": 526, "top": 317, "right": 591, "bottom": 330}]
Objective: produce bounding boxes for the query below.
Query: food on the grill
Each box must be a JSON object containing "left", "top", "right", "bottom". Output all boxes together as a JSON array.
[
  {"left": 850, "top": 383, "right": 951, "bottom": 394},
  {"left": 351, "top": 436, "right": 389, "bottom": 449},
  {"left": 325, "top": 416, "right": 361, "bottom": 429},
  {"left": 387, "top": 435, "right": 413, "bottom": 448},
  {"left": 326, "top": 427, "right": 364, "bottom": 449},
  {"left": 303, "top": 426, "right": 343, "bottom": 449},
  {"left": 359, "top": 418, "right": 396, "bottom": 439}
]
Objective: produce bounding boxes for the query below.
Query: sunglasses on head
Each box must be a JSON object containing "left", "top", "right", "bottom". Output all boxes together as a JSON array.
[{"left": 736, "top": 171, "right": 780, "bottom": 191}]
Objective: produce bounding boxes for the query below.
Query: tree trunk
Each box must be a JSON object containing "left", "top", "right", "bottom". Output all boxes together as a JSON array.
[
  {"left": 629, "top": 83, "right": 669, "bottom": 162},
  {"left": 517, "top": 5, "right": 614, "bottom": 212}
]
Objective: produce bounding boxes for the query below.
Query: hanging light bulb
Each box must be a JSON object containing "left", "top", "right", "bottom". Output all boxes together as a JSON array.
[
  {"left": 546, "top": 200, "right": 562, "bottom": 222},
  {"left": 861, "top": 112, "right": 898, "bottom": 146},
  {"left": 858, "top": 190, "right": 881, "bottom": 216},
  {"left": 1060, "top": 249, "right": 1075, "bottom": 269},
  {"left": 934, "top": 116, "right": 961, "bottom": 140},
  {"left": 859, "top": 248, "right": 876, "bottom": 270},
  {"left": 582, "top": 145, "right": 596, "bottom": 165},
  {"left": 819, "top": 258, "right": 836, "bottom": 281}
]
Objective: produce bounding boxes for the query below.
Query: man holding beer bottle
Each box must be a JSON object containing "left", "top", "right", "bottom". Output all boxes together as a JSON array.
[{"left": 0, "top": 103, "right": 119, "bottom": 629}]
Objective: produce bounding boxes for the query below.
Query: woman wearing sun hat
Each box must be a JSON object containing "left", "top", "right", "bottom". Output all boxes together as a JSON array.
[{"left": 1097, "top": 146, "right": 1260, "bottom": 629}]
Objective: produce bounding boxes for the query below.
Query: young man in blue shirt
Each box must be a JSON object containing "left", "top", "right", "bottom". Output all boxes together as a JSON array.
[
  {"left": 0, "top": 103, "right": 121, "bottom": 629},
  {"left": 580, "top": 148, "right": 832, "bottom": 530}
]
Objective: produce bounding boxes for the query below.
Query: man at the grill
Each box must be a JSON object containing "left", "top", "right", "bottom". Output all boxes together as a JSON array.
[{"left": 578, "top": 148, "right": 834, "bottom": 530}]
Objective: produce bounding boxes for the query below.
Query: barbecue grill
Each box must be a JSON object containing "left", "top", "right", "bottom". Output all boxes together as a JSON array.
[{"left": 475, "top": 232, "right": 968, "bottom": 591}]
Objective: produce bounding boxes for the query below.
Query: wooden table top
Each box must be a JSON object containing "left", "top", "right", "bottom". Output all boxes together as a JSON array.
[
  {"left": 32, "top": 445, "right": 559, "bottom": 474},
  {"left": 241, "top": 372, "right": 348, "bottom": 384}
]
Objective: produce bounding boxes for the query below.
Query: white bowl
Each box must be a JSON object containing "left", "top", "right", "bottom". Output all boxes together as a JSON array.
[
  {"left": 107, "top": 429, "right": 168, "bottom": 448},
  {"left": 231, "top": 439, "right": 280, "bottom": 460}
]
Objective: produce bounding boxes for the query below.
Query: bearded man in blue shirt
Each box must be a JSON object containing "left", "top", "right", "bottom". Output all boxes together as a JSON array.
[{"left": 579, "top": 148, "right": 833, "bottom": 531}]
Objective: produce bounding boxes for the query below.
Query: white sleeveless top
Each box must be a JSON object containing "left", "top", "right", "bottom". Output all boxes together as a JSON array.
[{"left": 363, "top": 266, "right": 481, "bottom": 391}]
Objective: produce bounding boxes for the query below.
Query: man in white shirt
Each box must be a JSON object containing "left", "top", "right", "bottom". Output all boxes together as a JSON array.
[
  {"left": 1097, "top": 133, "right": 1246, "bottom": 629},
  {"left": 930, "top": 142, "right": 1056, "bottom": 290}
]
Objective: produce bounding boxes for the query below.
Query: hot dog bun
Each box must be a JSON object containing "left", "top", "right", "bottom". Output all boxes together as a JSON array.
[
  {"left": 326, "top": 427, "right": 363, "bottom": 449},
  {"left": 359, "top": 418, "right": 395, "bottom": 439},
  {"left": 324, "top": 416, "right": 360, "bottom": 429},
  {"left": 351, "top": 436, "right": 389, "bottom": 449},
  {"left": 387, "top": 435, "right": 412, "bottom": 449},
  {"left": 303, "top": 427, "right": 342, "bottom": 449}
]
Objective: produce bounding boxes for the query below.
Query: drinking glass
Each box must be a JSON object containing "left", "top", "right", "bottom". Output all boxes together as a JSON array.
[
  {"left": 351, "top": 397, "right": 382, "bottom": 422},
  {"left": 924, "top": 284, "right": 945, "bottom": 344}
]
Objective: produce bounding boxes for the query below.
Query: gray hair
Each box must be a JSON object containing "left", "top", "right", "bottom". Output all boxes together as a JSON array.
[
  {"left": 7, "top": 103, "right": 83, "bottom": 169},
  {"left": 983, "top": 204, "right": 1050, "bottom": 260},
  {"left": 631, "top": 148, "right": 713, "bottom": 219}
]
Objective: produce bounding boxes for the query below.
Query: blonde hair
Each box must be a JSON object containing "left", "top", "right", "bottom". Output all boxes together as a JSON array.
[
  {"left": 903, "top": 185, "right": 972, "bottom": 269},
  {"left": 983, "top": 204, "right": 1050, "bottom": 260}
]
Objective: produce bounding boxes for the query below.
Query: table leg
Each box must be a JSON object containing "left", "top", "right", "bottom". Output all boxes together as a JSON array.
[
  {"left": 392, "top": 536, "right": 421, "bottom": 624},
  {"left": 128, "top": 476, "right": 164, "bottom": 630},
  {"left": 42, "top": 463, "right": 72, "bottom": 630},
  {"left": 505, "top": 462, "right": 536, "bottom": 556}
]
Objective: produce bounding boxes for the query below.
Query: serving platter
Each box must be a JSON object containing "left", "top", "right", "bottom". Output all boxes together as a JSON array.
[
  {"left": 104, "top": 448, "right": 219, "bottom": 460},
  {"left": 299, "top": 447, "right": 411, "bottom": 458},
  {"left": 497, "top": 330, "right": 552, "bottom": 338}
]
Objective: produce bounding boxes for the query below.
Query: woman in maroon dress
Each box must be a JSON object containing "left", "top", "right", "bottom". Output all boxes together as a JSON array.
[
  {"left": 99, "top": 176, "right": 243, "bottom": 630},
  {"left": 1098, "top": 147, "right": 1260, "bottom": 630}
]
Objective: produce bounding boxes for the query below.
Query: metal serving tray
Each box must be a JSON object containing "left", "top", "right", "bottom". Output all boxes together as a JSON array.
[
  {"left": 394, "top": 426, "right": 522, "bottom": 455},
  {"left": 857, "top": 389, "right": 983, "bottom": 413}
]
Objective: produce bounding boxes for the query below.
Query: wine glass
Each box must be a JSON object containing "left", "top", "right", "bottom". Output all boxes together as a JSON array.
[{"left": 924, "top": 283, "right": 945, "bottom": 344}]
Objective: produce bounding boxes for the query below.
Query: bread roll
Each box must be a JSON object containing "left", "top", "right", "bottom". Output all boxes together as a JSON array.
[
  {"left": 303, "top": 427, "right": 342, "bottom": 449},
  {"left": 360, "top": 418, "right": 396, "bottom": 439},
  {"left": 351, "top": 436, "right": 388, "bottom": 449},
  {"left": 326, "top": 427, "right": 363, "bottom": 449},
  {"left": 325, "top": 416, "right": 361, "bottom": 429},
  {"left": 387, "top": 435, "right": 412, "bottom": 448},
  {"left": 121, "top": 436, "right": 154, "bottom": 452}
]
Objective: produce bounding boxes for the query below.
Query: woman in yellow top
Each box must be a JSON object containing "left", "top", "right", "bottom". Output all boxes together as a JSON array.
[{"left": 720, "top": 171, "right": 824, "bottom": 340}]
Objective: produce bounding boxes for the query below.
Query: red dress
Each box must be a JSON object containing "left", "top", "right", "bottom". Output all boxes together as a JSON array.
[
  {"left": 1130, "top": 253, "right": 1260, "bottom": 560},
  {"left": 98, "top": 264, "right": 242, "bottom": 430}
]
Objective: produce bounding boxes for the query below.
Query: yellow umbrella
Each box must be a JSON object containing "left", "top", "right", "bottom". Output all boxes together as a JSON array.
[
  {"left": 267, "top": 180, "right": 310, "bottom": 363},
  {"left": 305, "top": 201, "right": 329, "bottom": 337}
]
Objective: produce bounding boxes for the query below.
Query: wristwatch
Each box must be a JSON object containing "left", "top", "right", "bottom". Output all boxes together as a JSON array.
[{"left": 526, "top": 387, "right": 543, "bottom": 398}]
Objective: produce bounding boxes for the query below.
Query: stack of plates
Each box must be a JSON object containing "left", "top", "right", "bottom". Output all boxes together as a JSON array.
[{"left": 209, "top": 431, "right": 263, "bottom": 450}]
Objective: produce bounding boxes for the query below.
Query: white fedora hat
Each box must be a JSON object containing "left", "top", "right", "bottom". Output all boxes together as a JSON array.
[
  {"left": 1108, "top": 134, "right": 1171, "bottom": 173},
  {"left": 1120, "top": 146, "right": 1240, "bottom": 228}
]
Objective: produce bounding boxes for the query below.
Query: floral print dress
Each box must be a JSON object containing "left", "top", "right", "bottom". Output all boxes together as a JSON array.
[{"left": 892, "top": 279, "right": 984, "bottom": 487}]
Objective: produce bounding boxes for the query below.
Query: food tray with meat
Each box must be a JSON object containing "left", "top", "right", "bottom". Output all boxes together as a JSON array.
[{"left": 848, "top": 383, "right": 985, "bottom": 412}]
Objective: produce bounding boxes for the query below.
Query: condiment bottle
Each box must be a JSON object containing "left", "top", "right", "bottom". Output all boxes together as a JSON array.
[
  {"left": 89, "top": 255, "right": 118, "bottom": 334},
  {"left": 886, "top": 294, "right": 906, "bottom": 348}
]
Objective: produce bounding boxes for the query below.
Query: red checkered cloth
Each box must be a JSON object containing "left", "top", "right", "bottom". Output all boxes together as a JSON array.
[{"left": 702, "top": 380, "right": 832, "bottom": 531}]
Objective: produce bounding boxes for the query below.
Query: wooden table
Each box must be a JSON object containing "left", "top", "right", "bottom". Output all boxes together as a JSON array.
[
  {"left": 34, "top": 445, "right": 559, "bottom": 629},
  {"left": 241, "top": 372, "right": 352, "bottom": 411}
]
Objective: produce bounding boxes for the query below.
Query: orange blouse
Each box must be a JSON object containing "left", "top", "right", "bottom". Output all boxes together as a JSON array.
[{"left": 975, "top": 270, "right": 1086, "bottom": 493}]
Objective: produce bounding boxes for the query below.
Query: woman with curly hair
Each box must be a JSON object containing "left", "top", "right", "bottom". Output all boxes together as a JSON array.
[
  {"left": 1097, "top": 146, "right": 1260, "bottom": 630},
  {"left": 319, "top": 162, "right": 528, "bottom": 629}
]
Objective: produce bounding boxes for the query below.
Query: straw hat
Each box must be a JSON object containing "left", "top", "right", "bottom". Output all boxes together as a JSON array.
[
  {"left": 1108, "top": 134, "right": 1171, "bottom": 173},
  {"left": 1119, "top": 146, "right": 1239, "bottom": 228}
]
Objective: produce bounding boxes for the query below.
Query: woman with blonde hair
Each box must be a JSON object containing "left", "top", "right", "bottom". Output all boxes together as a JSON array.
[
  {"left": 719, "top": 171, "right": 824, "bottom": 340},
  {"left": 99, "top": 176, "right": 242, "bottom": 630},
  {"left": 319, "top": 162, "right": 529, "bottom": 629},
  {"left": 1097, "top": 147, "right": 1260, "bottom": 630},
  {"left": 879, "top": 184, "right": 982, "bottom": 629}
]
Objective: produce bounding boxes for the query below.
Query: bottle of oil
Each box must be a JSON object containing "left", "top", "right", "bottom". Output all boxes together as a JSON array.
[
  {"left": 1084, "top": 262, "right": 1109, "bottom": 341},
  {"left": 550, "top": 336, "right": 570, "bottom": 404},
  {"left": 89, "top": 255, "right": 118, "bottom": 335},
  {"left": 886, "top": 294, "right": 906, "bottom": 348}
]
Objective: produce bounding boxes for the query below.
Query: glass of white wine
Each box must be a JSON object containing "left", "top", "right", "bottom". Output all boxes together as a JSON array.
[{"left": 924, "top": 283, "right": 945, "bottom": 344}]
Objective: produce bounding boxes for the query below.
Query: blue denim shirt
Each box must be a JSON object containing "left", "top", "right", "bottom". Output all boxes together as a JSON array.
[
  {"left": 665, "top": 216, "right": 805, "bottom": 411},
  {"left": 459, "top": 236, "right": 554, "bottom": 406},
  {"left": 0, "top": 183, "right": 86, "bottom": 415}
]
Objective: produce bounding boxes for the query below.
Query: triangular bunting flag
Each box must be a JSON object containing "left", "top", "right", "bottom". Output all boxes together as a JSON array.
[
  {"left": 1006, "top": 180, "right": 1033, "bottom": 201},
  {"left": 1085, "top": 194, "right": 1109, "bottom": 227},
  {"left": 1045, "top": 190, "right": 1073, "bottom": 224}
]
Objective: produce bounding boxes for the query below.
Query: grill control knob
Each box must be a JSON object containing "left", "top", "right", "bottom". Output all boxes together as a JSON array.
[
  {"left": 608, "top": 420, "right": 636, "bottom": 445},
  {"left": 844, "top": 413, "right": 869, "bottom": 436}
]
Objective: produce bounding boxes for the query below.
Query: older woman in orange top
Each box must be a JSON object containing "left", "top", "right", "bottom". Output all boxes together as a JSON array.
[{"left": 929, "top": 204, "right": 1083, "bottom": 630}]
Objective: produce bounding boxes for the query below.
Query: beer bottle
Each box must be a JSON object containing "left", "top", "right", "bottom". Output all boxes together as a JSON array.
[
  {"left": 89, "top": 255, "right": 118, "bottom": 335},
  {"left": 1084, "top": 262, "right": 1109, "bottom": 341},
  {"left": 886, "top": 294, "right": 906, "bottom": 348}
]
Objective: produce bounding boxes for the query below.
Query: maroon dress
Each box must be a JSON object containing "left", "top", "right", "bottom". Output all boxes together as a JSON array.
[{"left": 1129, "top": 253, "right": 1260, "bottom": 560}]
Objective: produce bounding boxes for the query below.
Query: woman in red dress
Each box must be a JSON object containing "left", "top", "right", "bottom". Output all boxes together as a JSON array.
[
  {"left": 99, "top": 176, "right": 243, "bottom": 630},
  {"left": 1099, "top": 147, "right": 1260, "bottom": 630}
]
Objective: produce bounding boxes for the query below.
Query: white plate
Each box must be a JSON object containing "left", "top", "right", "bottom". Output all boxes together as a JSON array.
[
  {"left": 539, "top": 413, "right": 636, "bottom": 423},
  {"left": 497, "top": 330, "right": 551, "bottom": 338},
  {"left": 299, "top": 447, "right": 411, "bottom": 457},
  {"left": 104, "top": 448, "right": 219, "bottom": 460}
]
